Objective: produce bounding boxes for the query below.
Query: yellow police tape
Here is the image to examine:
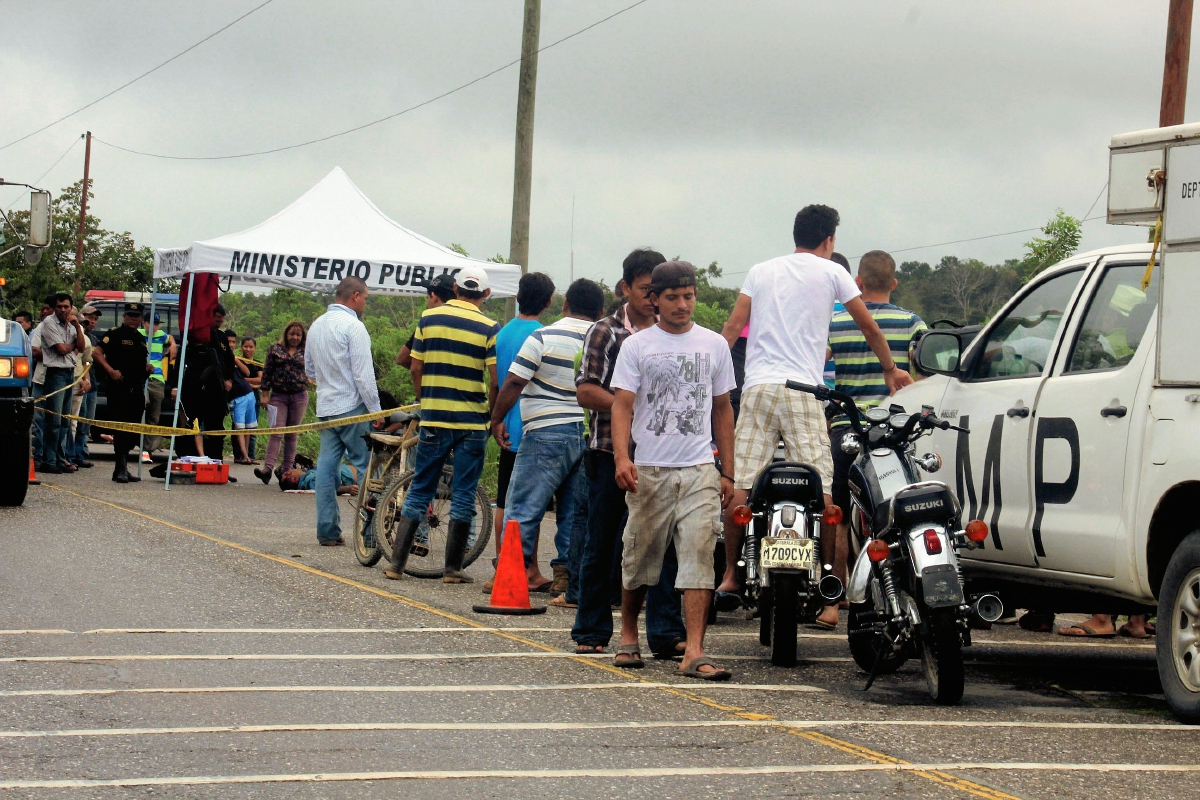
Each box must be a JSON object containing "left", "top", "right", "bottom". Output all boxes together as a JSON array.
[
  {"left": 40, "top": 402, "right": 419, "bottom": 438},
  {"left": 31, "top": 362, "right": 93, "bottom": 404}
]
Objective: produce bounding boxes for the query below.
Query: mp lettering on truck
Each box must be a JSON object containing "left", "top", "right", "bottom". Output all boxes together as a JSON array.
[{"left": 953, "top": 413, "right": 1080, "bottom": 557}]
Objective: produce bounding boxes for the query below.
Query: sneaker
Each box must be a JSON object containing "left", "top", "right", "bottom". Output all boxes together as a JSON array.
[{"left": 140, "top": 452, "right": 153, "bottom": 463}]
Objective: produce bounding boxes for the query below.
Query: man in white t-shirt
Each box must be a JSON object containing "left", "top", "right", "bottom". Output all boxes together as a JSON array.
[
  {"left": 611, "top": 261, "right": 737, "bottom": 681},
  {"left": 719, "top": 205, "right": 913, "bottom": 625}
]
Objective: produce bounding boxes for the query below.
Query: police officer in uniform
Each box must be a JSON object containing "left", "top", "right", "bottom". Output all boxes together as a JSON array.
[{"left": 92, "top": 304, "right": 152, "bottom": 483}]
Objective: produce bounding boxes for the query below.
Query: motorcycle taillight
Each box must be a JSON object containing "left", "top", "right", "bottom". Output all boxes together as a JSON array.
[{"left": 922, "top": 528, "right": 942, "bottom": 555}]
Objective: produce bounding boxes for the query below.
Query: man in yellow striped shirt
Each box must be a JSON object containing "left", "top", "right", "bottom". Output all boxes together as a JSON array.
[{"left": 385, "top": 266, "right": 501, "bottom": 583}]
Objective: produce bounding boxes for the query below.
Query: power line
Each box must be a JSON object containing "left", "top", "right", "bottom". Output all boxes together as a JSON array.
[
  {"left": 721, "top": 214, "right": 1107, "bottom": 278},
  {"left": 3, "top": 135, "right": 83, "bottom": 210},
  {"left": 1081, "top": 181, "right": 1109, "bottom": 221},
  {"left": 94, "top": 0, "right": 652, "bottom": 162},
  {"left": 0, "top": 0, "right": 276, "bottom": 153}
]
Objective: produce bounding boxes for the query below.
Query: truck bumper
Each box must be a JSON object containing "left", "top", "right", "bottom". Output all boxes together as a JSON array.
[{"left": 0, "top": 396, "right": 35, "bottom": 437}]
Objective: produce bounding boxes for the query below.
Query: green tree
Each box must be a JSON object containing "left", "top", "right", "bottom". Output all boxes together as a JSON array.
[
  {"left": 1022, "top": 209, "right": 1082, "bottom": 281},
  {"left": 0, "top": 179, "right": 155, "bottom": 313}
]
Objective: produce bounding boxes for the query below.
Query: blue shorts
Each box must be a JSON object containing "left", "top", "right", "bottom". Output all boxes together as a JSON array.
[{"left": 231, "top": 393, "right": 258, "bottom": 428}]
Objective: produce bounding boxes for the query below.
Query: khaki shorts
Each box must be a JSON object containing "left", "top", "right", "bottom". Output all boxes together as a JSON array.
[
  {"left": 734, "top": 383, "right": 834, "bottom": 492},
  {"left": 622, "top": 464, "right": 721, "bottom": 591}
]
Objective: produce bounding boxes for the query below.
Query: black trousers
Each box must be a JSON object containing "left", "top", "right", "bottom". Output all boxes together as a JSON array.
[{"left": 108, "top": 383, "right": 146, "bottom": 458}]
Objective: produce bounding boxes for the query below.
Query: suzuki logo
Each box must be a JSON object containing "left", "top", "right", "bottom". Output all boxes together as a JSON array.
[
  {"left": 903, "top": 500, "right": 944, "bottom": 512},
  {"left": 773, "top": 477, "right": 809, "bottom": 485}
]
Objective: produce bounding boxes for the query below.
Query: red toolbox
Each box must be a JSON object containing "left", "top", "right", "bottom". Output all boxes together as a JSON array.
[{"left": 194, "top": 463, "right": 230, "bottom": 485}]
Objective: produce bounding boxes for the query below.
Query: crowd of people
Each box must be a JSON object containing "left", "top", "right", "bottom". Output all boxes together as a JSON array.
[
  {"left": 22, "top": 202, "right": 1137, "bottom": 678},
  {"left": 291, "top": 203, "right": 926, "bottom": 680}
]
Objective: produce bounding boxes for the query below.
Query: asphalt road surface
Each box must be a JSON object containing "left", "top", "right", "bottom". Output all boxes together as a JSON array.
[{"left": 1, "top": 456, "right": 1195, "bottom": 799}]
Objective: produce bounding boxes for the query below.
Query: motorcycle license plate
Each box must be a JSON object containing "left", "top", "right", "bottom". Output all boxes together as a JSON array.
[{"left": 760, "top": 537, "right": 816, "bottom": 572}]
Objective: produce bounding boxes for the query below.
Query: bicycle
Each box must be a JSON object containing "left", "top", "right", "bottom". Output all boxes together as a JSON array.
[{"left": 352, "top": 408, "right": 492, "bottom": 578}]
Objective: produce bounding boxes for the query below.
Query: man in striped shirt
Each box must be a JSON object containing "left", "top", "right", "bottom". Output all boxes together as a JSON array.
[
  {"left": 385, "top": 265, "right": 501, "bottom": 583},
  {"left": 490, "top": 278, "right": 606, "bottom": 596},
  {"left": 826, "top": 249, "right": 926, "bottom": 619}
]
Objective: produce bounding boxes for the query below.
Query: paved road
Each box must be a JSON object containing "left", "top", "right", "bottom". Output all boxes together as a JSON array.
[{"left": 0, "top": 458, "right": 1194, "bottom": 799}]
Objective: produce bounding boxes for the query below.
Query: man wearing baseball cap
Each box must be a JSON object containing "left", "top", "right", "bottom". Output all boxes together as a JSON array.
[
  {"left": 384, "top": 264, "right": 501, "bottom": 583},
  {"left": 395, "top": 272, "right": 457, "bottom": 371}
]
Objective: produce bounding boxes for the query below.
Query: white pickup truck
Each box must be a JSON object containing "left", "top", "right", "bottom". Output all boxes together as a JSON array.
[{"left": 895, "top": 122, "right": 1200, "bottom": 721}]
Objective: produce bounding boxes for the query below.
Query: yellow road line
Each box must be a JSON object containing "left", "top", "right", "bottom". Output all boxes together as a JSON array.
[{"left": 46, "top": 485, "right": 1023, "bottom": 800}]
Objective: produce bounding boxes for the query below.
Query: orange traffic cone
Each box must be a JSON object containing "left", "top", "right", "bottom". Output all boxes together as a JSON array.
[
  {"left": 28, "top": 455, "right": 39, "bottom": 486},
  {"left": 473, "top": 520, "right": 546, "bottom": 616}
]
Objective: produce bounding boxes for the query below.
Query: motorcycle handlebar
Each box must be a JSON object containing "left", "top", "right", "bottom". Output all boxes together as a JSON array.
[{"left": 785, "top": 380, "right": 865, "bottom": 436}]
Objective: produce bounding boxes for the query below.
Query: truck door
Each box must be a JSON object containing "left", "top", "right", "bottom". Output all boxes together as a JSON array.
[
  {"left": 938, "top": 266, "right": 1088, "bottom": 568},
  {"left": 1029, "top": 260, "right": 1159, "bottom": 577}
]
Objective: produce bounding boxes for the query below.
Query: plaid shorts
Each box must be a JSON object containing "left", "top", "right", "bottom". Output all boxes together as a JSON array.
[{"left": 733, "top": 383, "right": 833, "bottom": 493}]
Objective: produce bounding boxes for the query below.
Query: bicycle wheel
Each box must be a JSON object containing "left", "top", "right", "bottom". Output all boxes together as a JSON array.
[
  {"left": 354, "top": 453, "right": 409, "bottom": 567},
  {"left": 377, "top": 468, "right": 493, "bottom": 579}
]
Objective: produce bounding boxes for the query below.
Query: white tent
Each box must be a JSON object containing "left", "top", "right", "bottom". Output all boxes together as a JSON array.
[
  {"left": 153, "top": 167, "right": 521, "bottom": 296},
  {"left": 147, "top": 167, "right": 520, "bottom": 489}
]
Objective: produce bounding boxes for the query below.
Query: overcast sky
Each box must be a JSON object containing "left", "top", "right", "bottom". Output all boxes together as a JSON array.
[{"left": 0, "top": 1, "right": 1190, "bottom": 290}]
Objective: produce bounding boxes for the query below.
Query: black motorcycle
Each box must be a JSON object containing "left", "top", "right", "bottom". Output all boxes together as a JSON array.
[
  {"left": 730, "top": 434, "right": 845, "bottom": 668},
  {"left": 786, "top": 380, "right": 999, "bottom": 705}
]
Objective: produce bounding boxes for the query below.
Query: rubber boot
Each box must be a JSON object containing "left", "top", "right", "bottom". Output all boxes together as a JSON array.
[
  {"left": 113, "top": 452, "right": 130, "bottom": 483},
  {"left": 383, "top": 516, "right": 421, "bottom": 581},
  {"left": 442, "top": 519, "right": 475, "bottom": 584}
]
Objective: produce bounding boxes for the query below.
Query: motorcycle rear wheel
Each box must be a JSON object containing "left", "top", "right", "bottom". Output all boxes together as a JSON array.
[
  {"left": 759, "top": 586, "right": 772, "bottom": 646},
  {"left": 920, "top": 614, "right": 965, "bottom": 705},
  {"left": 769, "top": 573, "right": 800, "bottom": 667}
]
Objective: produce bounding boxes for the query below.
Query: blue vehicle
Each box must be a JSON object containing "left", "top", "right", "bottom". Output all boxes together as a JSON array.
[{"left": 0, "top": 279, "right": 34, "bottom": 506}]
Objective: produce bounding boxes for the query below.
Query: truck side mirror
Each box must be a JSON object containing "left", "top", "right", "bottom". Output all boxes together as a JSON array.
[
  {"left": 27, "top": 191, "right": 52, "bottom": 248},
  {"left": 915, "top": 331, "right": 963, "bottom": 376}
]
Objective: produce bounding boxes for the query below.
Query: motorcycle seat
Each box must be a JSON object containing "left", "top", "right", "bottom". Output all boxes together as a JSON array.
[{"left": 748, "top": 461, "right": 824, "bottom": 507}]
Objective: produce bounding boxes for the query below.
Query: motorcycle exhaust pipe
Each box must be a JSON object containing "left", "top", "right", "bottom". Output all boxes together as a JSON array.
[
  {"left": 818, "top": 574, "right": 845, "bottom": 603},
  {"left": 970, "top": 593, "right": 1004, "bottom": 623}
]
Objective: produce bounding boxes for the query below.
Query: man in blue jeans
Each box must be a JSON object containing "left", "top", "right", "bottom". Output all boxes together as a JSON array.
[
  {"left": 385, "top": 266, "right": 500, "bottom": 583},
  {"left": 571, "top": 248, "right": 687, "bottom": 658},
  {"left": 490, "top": 279, "right": 604, "bottom": 597},
  {"left": 32, "top": 293, "right": 87, "bottom": 474},
  {"left": 304, "top": 277, "right": 380, "bottom": 546}
]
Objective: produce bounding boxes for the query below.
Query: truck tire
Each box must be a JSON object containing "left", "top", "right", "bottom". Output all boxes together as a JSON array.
[
  {"left": 1156, "top": 530, "right": 1200, "bottom": 723},
  {"left": 0, "top": 440, "right": 29, "bottom": 507}
]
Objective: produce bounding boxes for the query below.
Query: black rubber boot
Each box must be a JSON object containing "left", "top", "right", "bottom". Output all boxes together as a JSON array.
[
  {"left": 383, "top": 516, "right": 420, "bottom": 581},
  {"left": 113, "top": 453, "right": 130, "bottom": 483},
  {"left": 443, "top": 519, "right": 475, "bottom": 584}
]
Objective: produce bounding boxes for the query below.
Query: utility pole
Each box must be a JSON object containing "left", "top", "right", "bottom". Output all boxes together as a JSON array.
[
  {"left": 1161, "top": 0, "right": 1194, "bottom": 126},
  {"left": 74, "top": 131, "right": 92, "bottom": 294},
  {"left": 506, "top": 0, "right": 541, "bottom": 319},
  {"left": 570, "top": 193, "right": 575, "bottom": 284}
]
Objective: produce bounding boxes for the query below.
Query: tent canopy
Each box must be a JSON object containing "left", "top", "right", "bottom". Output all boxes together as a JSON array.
[{"left": 153, "top": 167, "right": 520, "bottom": 297}]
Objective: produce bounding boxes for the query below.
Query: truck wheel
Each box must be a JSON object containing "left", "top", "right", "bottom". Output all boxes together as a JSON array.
[
  {"left": 0, "top": 442, "right": 30, "bottom": 507},
  {"left": 769, "top": 573, "right": 799, "bottom": 667},
  {"left": 1157, "top": 530, "right": 1200, "bottom": 723}
]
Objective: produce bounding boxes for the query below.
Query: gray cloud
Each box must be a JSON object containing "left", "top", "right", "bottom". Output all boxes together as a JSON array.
[{"left": 0, "top": 0, "right": 1187, "bottom": 291}]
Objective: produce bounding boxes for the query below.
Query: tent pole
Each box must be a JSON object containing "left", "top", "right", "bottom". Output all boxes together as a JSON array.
[
  {"left": 164, "top": 276, "right": 195, "bottom": 491},
  {"left": 137, "top": 285, "right": 158, "bottom": 481}
]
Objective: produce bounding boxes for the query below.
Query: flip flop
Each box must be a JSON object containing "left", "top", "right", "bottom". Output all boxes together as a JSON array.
[
  {"left": 529, "top": 581, "right": 554, "bottom": 594},
  {"left": 613, "top": 644, "right": 644, "bottom": 669},
  {"left": 676, "top": 656, "right": 731, "bottom": 682},
  {"left": 575, "top": 644, "right": 606, "bottom": 655},
  {"left": 714, "top": 591, "right": 743, "bottom": 613},
  {"left": 652, "top": 637, "right": 687, "bottom": 660},
  {"left": 810, "top": 617, "right": 838, "bottom": 631},
  {"left": 1119, "top": 624, "right": 1152, "bottom": 639},
  {"left": 1057, "top": 623, "right": 1116, "bottom": 638}
]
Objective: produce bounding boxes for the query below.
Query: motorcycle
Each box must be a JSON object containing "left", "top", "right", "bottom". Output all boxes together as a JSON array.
[
  {"left": 785, "top": 380, "right": 999, "bottom": 705},
  {"left": 729, "top": 431, "right": 845, "bottom": 668}
]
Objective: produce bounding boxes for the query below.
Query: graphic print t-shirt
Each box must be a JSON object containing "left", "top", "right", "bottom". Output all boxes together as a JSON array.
[{"left": 609, "top": 324, "right": 736, "bottom": 468}]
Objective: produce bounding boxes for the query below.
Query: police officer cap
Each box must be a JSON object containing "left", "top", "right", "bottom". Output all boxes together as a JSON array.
[
  {"left": 123, "top": 303, "right": 143, "bottom": 316},
  {"left": 428, "top": 273, "right": 456, "bottom": 294},
  {"left": 649, "top": 260, "right": 697, "bottom": 293}
]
